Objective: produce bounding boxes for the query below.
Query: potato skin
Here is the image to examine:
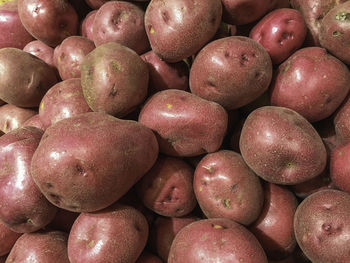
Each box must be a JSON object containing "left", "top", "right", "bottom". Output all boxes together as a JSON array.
[
  {"left": 334, "top": 95, "right": 350, "bottom": 143},
  {"left": 23, "top": 40, "right": 55, "bottom": 67},
  {"left": 80, "top": 42, "right": 149, "bottom": 118},
  {"left": 168, "top": 218, "right": 268, "bottom": 263},
  {"left": 0, "top": 221, "right": 21, "bottom": 256},
  {"left": 189, "top": 36, "right": 272, "bottom": 110},
  {"left": 0, "top": 48, "right": 58, "bottom": 107},
  {"left": 239, "top": 106, "right": 327, "bottom": 185},
  {"left": 138, "top": 89, "right": 228, "bottom": 157},
  {"left": 144, "top": 0, "right": 222, "bottom": 62},
  {"left": 0, "top": 104, "right": 36, "bottom": 133},
  {"left": 330, "top": 141, "right": 350, "bottom": 193},
  {"left": 6, "top": 230, "right": 69, "bottom": 263},
  {"left": 31, "top": 112, "right": 159, "bottom": 212},
  {"left": 67, "top": 203, "right": 149, "bottom": 263},
  {"left": 80, "top": 10, "right": 97, "bottom": 41},
  {"left": 294, "top": 189, "right": 350, "bottom": 263},
  {"left": 193, "top": 150, "right": 264, "bottom": 225}
]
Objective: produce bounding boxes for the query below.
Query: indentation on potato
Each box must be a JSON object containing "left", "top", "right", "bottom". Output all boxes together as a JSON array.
[
  {"left": 335, "top": 12, "right": 350, "bottom": 21},
  {"left": 222, "top": 198, "right": 231, "bottom": 209},
  {"left": 332, "top": 31, "right": 343, "bottom": 37},
  {"left": 231, "top": 183, "right": 238, "bottom": 192},
  {"left": 75, "top": 164, "right": 87, "bottom": 177},
  {"left": 134, "top": 222, "right": 142, "bottom": 232},
  {"left": 109, "top": 84, "right": 118, "bottom": 97},
  {"left": 202, "top": 165, "right": 214, "bottom": 174},
  {"left": 161, "top": 10, "right": 170, "bottom": 23},
  {"left": 45, "top": 182, "right": 53, "bottom": 189},
  {"left": 49, "top": 193, "right": 62, "bottom": 205}
]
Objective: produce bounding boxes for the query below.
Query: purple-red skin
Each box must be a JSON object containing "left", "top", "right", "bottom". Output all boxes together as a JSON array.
[
  {"left": 6, "top": 231, "right": 70, "bottom": 263},
  {"left": 250, "top": 8, "right": 307, "bottom": 65},
  {"left": 135, "top": 251, "right": 163, "bottom": 263},
  {"left": 144, "top": 0, "right": 222, "bottom": 62},
  {"left": 80, "top": 10, "right": 97, "bottom": 41},
  {"left": 334, "top": 95, "right": 350, "bottom": 144},
  {"left": 193, "top": 150, "right": 264, "bottom": 226},
  {"left": 221, "top": 0, "right": 272, "bottom": 25},
  {"left": 136, "top": 155, "right": 197, "bottom": 217},
  {"left": 38, "top": 78, "right": 92, "bottom": 129},
  {"left": 0, "top": 0, "right": 34, "bottom": 49},
  {"left": 54, "top": 36, "right": 95, "bottom": 80},
  {"left": 138, "top": 89, "right": 228, "bottom": 157},
  {"left": 239, "top": 106, "right": 327, "bottom": 185},
  {"left": 168, "top": 218, "right": 268, "bottom": 263},
  {"left": 294, "top": 189, "right": 350, "bottom": 263},
  {"left": 141, "top": 50, "right": 189, "bottom": 94},
  {"left": 148, "top": 215, "right": 199, "bottom": 262},
  {"left": 17, "top": 0, "right": 79, "bottom": 47},
  {"left": 80, "top": 42, "right": 149, "bottom": 118},
  {"left": 0, "top": 221, "right": 21, "bottom": 256},
  {"left": 23, "top": 40, "right": 55, "bottom": 67},
  {"left": 0, "top": 126, "right": 58, "bottom": 233},
  {"left": 67, "top": 203, "right": 149, "bottom": 263},
  {"left": 31, "top": 112, "right": 159, "bottom": 212},
  {"left": 250, "top": 183, "right": 298, "bottom": 260},
  {"left": 0, "top": 104, "right": 37, "bottom": 133},
  {"left": 319, "top": 1, "right": 350, "bottom": 64},
  {"left": 189, "top": 36, "right": 273, "bottom": 110},
  {"left": 330, "top": 141, "right": 350, "bottom": 193},
  {"left": 92, "top": 1, "right": 149, "bottom": 54},
  {"left": 22, "top": 114, "right": 46, "bottom": 131},
  {"left": 270, "top": 47, "right": 350, "bottom": 123}
]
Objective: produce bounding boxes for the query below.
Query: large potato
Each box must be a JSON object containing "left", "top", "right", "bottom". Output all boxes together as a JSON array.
[
  {"left": 239, "top": 106, "right": 327, "bottom": 185},
  {"left": 31, "top": 112, "right": 159, "bottom": 212},
  {"left": 138, "top": 89, "right": 228, "bottom": 157},
  {"left": 144, "top": 0, "right": 222, "bottom": 62},
  {"left": 67, "top": 203, "right": 149, "bottom": 263},
  {"left": 0, "top": 48, "right": 58, "bottom": 107},
  {"left": 80, "top": 42, "right": 148, "bottom": 118}
]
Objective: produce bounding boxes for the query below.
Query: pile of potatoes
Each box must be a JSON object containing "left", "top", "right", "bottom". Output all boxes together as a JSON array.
[{"left": 1, "top": 0, "right": 350, "bottom": 262}]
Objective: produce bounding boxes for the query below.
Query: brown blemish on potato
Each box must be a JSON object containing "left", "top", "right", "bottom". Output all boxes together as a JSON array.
[
  {"left": 335, "top": 12, "right": 350, "bottom": 21},
  {"left": 222, "top": 198, "right": 231, "bottom": 209},
  {"left": 211, "top": 223, "right": 227, "bottom": 229},
  {"left": 87, "top": 240, "right": 95, "bottom": 248},
  {"left": 109, "top": 84, "right": 118, "bottom": 97},
  {"left": 111, "top": 60, "right": 122, "bottom": 72}
]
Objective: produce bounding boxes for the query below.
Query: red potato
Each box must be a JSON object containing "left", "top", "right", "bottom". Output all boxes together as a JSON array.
[
  {"left": 136, "top": 155, "right": 197, "bottom": 217},
  {"left": 189, "top": 36, "right": 272, "bottom": 110},
  {"left": 0, "top": 221, "right": 21, "bottom": 256},
  {"left": 80, "top": 10, "right": 97, "bottom": 41},
  {"left": 18, "top": 0, "right": 79, "bottom": 47},
  {"left": 80, "top": 42, "right": 149, "bottom": 118},
  {"left": 250, "top": 183, "right": 298, "bottom": 260},
  {"left": 135, "top": 251, "right": 163, "bottom": 263},
  {"left": 144, "top": 0, "right": 222, "bottom": 62},
  {"left": 334, "top": 94, "right": 350, "bottom": 143},
  {"left": 67, "top": 203, "right": 149, "bottom": 263},
  {"left": 92, "top": 1, "right": 149, "bottom": 54},
  {"left": 141, "top": 50, "right": 189, "bottom": 94},
  {"left": 250, "top": 8, "right": 307, "bottom": 65},
  {"left": 193, "top": 150, "right": 264, "bottom": 226},
  {"left": 0, "top": 126, "right": 58, "bottom": 233},
  {"left": 31, "top": 112, "right": 159, "bottom": 212},
  {"left": 0, "top": 0, "right": 34, "bottom": 49},
  {"left": 270, "top": 47, "right": 350, "bottom": 123},
  {"left": 0, "top": 104, "right": 36, "bottom": 133},
  {"left": 21, "top": 114, "right": 46, "bottom": 130},
  {"left": 239, "top": 106, "right": 327, "bottom": 185},
  {"left": 0, "top": 48, "right": 58, "bottom": 108},
  {"left": 330, "top": 141, "right": 350, "bottom": 193},
  {"left": 138, "top": 89, "right": 228, "bottom": 157},
  {"left": 148, "top": 215, "right": 198, "bottom": 262},
  {"left": 23, "top": 40, "right": 55, "bottom": 67},
  {"left": 38, "top": 78, "right": 92, "bottom": 129},
  {"left": 6, "top": 230, "right": 69, "bottom": 263},
  {"left": 294, "top": 189, "right": 350, "bottom": 263},
  {"left": 168, "top": 218, "right": 268, "bottom": 262},
  {"left": 319, "top": 1, "right": 350, "bottom": 65},
  {"left": 54, "top": 36, "right": 95, "bottom": 80}
]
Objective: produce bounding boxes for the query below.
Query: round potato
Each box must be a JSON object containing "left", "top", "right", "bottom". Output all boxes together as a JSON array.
[
  {"left": 23, "top": 40, "right": 55, "bottom": 67},
  {"left": 80, "top": 10, "right": 97, "bottom": 41},
  {"left": 330, "top": 141, "right": 350, "bottom": 193},
  {"left": 0, "top": 104, "right": 36, "bottom": 133}
]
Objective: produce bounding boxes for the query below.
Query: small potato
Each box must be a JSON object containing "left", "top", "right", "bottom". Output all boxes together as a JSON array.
[
  {"left": 250, "top": 183, "right": 298, "bottom": 260},
  {"left": 67, "top": 203, "right": 149, "bottom": 263},
  {"left": 334, "top": 95, "right": 350, "bottom": 143},
  {"left": 193, "top": 150, "right": 264, "bottom": 225},
  {"left": 136, "top": 155, "right": 197, "bottom": 217},
  {"left": 270, "top": 47, "right": 350, "bottom": 122},
  {"left": 92, "top": 1, "right": 149, "bottom": 54},
  {"left": 0, "top": 221, "right": 21, "bottom": 256},
  {"left": 294, "top": 189, "right": 350, "bottom": 263},
  {"left": 18, "top": 0, "right": 78, "bottom": 47},
  {"left": 168, "top": 218, "right": 268, "bottom": 262},
  {"left": 31, "top": 112, "right": 159, "bottom": 212},
  {"left": 80, "top": 42, "right": 149, "bottom": 118},
  {"left": 80, "top": 10, "right": 97, "bottom": 41},
  {"left": 189, "top": 36, "right": 272, "bottom": 110},
  {"left": 0, "top": 126, "right": 58, "bottom": 233},
  {"left": 144, "top": 0, "right": 222, "bottom": 62},
  {"left": 6, "top": 230, "right": 69, "bottom": 263},
  {"left": 0, "top": 104, "right": 36, "bottom": 133},
  {"left": 330, "top": 141, "right": 350, "bottom": 193},
  {"left": 23, "top": 40, "right": 55, "bottom": 67},
  {"left": 0, "top": 48, "right": 58, "bottom": 107},
  {"left": 239, "top": 106, "right": 327, "bottom": 185},
  {"left": 138, "top": 89, "right": 228, "bottom": 157},
  {"left": 22, "top": 114, "right": 46, "bottom": 131},
  {"left": 55, "top": 36, "right": 95, "bottom": 80},
  {"left": 250, "top": 8, "right": 307, "bottom": 64},
  {"left": 38, "top": 78, "right": 92, "bottom": 129}
]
